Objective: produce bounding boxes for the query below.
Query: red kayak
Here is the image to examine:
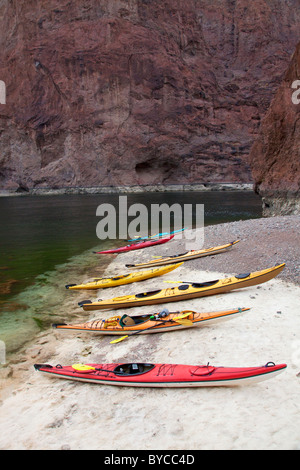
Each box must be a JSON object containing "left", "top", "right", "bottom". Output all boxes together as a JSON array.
[
  {"left": 94, "top": 235, "right": 174, "bottom": 254},
  {"left": 34, "top": 361, "right": 286, "bottom": 388}
]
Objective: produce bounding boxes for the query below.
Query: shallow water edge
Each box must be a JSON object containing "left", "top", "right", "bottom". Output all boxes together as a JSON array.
[{"left": 0, "top": 182, "right": 253, "bottom": 197}]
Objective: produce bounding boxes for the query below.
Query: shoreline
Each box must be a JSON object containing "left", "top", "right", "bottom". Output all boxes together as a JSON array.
[
  {"left": 0, "top": 182, "right": 253, "bottom": 197},
  {"left": 0, "top": 215, "right": 299, "bottom": 450}
]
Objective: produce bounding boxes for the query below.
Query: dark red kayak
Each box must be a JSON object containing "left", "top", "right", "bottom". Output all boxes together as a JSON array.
[
  {"left": 34, "top": 361, "right": 286, "bottom": 388},
  {"left": 94, "top": 235, "right": 174, "bottom": 254}
]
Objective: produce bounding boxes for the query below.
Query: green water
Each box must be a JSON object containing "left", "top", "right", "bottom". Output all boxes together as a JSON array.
[{"left": 0, "top": 191, "right": 262, "bottom": 355}]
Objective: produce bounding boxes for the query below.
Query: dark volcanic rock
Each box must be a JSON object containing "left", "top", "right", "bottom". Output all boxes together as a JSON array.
[{"left": 0, "top": 0, "right": 300, "bottom": 190}]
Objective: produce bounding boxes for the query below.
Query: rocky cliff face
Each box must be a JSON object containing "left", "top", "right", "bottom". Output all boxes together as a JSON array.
[
  {"left": 0, "top": 0, "right": 300, "bottom": 190},
  {"left": 250, "top": 40, "right": 300, "bottom": 215}
]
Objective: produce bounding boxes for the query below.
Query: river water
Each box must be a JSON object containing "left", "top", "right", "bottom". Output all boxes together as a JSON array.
[{"left": 0, "top": 191, "right": 262, "bottom": 356}]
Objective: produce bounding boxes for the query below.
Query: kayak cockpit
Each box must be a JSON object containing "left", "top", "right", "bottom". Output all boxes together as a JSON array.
[
  {"left": 191, "top": 280, "right": 219, "bottom": 288},
  {"left": 135, "top": 289, "right": 161, "bottom": 298},
  {"left": 177, "top": 280, "right": 219, "bottom": 290},
  {"left": 114, "top": 363, "right": 155, "bottom": 375},
  {"left": 119, "top": 314, "right": 152, "bottom": 326},
  {"left": 119, "top": 308, "right": 170, "bottom": 327},
  {"left": 110, "top": 274, "right": 130, "bottom": 281}
]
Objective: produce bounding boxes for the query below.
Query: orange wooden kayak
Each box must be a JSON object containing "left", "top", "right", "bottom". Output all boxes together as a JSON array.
[{"left": 52, "top": 307, "right": 250, "bottom": 335}]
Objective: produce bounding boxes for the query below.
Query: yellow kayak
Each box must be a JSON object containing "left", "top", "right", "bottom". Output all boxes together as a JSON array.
[
  {"left": 66, "top": 263, "right": 182, "bottom": 290},
  {"left": 126, "top": 240, "right": 240, "bottom": 268},
  {"left": 78, "top": 263, "right": 285, "bottom": 311}
]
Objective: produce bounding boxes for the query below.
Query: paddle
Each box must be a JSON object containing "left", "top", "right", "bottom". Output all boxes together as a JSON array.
[
  {"left": 110, "top": 311, "right": 194, "bottom": 344},
  {"left": 128, "top": 228, "right": 186, "bottom": 242},
  {"left": 163, "top": 280, "right": 193, "bottom": 284},
  {"left": 72, "top": 364, "right": 124, "bottom": 375}
]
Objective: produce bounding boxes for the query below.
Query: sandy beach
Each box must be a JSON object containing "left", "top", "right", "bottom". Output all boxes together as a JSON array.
[{"left": 0, "top": 215, "right": 299, "bottom": 450}]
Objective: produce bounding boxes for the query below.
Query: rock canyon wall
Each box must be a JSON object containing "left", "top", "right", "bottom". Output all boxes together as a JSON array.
[
  {"left": 250, "top": 40, "right": 300, "bottom": 216},
  {"left": 0, "top": 0, "right": 299, "bottom": 191}
]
